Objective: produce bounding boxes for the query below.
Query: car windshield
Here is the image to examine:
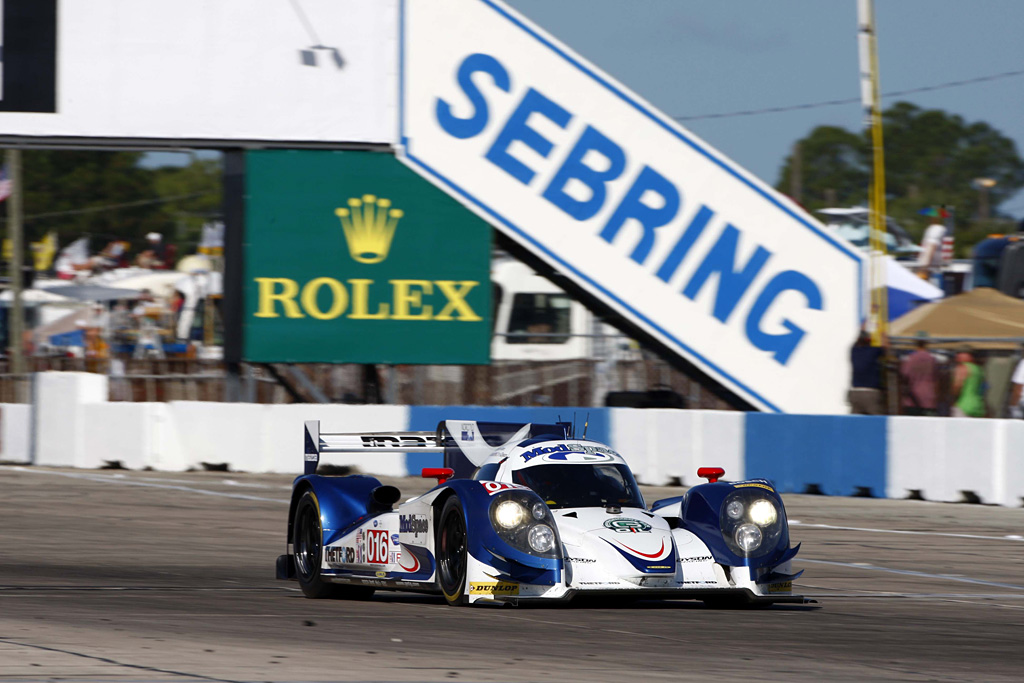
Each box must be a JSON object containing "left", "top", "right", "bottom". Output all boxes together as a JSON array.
[{"left": 512, "top": 464, "right": 644, "bottom": 509}]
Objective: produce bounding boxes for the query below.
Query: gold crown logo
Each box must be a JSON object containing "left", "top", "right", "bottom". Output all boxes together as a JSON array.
[{"left": 334, "top": 194, "right": 404, "bottom": 264}]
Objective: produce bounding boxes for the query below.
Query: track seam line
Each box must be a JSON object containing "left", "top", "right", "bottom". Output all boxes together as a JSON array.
[{"left": 0, "top": 637, "right": 246, "bottom": 683}]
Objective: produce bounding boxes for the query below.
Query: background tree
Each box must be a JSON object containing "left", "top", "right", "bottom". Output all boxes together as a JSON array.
[
  {"left": 152, "top": 157, "right": 223, "bottom": 253},
  {"left": 777, "top": 125, "right": 868, "bottom": 209},
  {"left": 19, "top": 150, "right": 164, "bottom": 245},
  {"left": 7, "top": 150, "right": 221, "bottom": 261},
  {"left": 777, "top": 102, "right": 1024, "bottom": 249}
]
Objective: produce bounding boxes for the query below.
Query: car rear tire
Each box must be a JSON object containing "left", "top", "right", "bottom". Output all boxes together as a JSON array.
[
  {"left": 436, "top": 496, "right": 469, "bottom": 606},
  {"left": 293, "top": 491, "right": 374, "bottom": 600}
]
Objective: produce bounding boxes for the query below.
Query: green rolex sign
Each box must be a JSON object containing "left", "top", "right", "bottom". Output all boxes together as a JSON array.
[{"left": 243, "top": 150, "right": 491, "bottom": 364}]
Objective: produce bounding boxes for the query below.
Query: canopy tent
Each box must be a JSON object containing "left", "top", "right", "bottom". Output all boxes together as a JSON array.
[
  {"left": 885, "top": 256, "right": 944, "bottom": 321},
  {"left": 890, "top": 287, "right": 1024, "bottom": 348},
  {"left": 32, "top": 306, "right": 107, "bottom": 348},
  {"left": 0, "top": 288, "right": 74, "bottom": 305},
  {"left": 41, "top": 284, "right": 144, "bottom": 302},
  {"left": 87, "top": 269, "right": 184, "bottom": 298}
]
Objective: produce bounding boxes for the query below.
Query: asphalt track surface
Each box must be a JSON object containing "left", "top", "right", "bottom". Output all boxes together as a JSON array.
[{"left": 2, "top": 466, "right": 1024, "bottom": 682}]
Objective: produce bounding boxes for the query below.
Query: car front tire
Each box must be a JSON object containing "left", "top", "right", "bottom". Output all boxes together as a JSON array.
[
  {"left": 436, "top": 496, "right": 469, "bottom": 606},
  {"left": 293, "top": 491, "right": 374, "bottom": 600}
]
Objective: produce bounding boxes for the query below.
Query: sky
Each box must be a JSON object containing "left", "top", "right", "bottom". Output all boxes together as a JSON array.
[{"left": 503, "top": 0, "right": 1024, "bottom": 221}]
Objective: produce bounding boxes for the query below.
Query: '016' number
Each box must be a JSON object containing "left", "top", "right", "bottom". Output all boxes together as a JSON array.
[{"left": 366, "top": 530, "right": 388, "bottom": 564}]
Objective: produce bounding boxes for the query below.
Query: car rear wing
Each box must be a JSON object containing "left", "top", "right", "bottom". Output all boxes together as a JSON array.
[
  {"left": 303, "top": 419, "right": 572, "bottom": 476},
  {"left": 304, "top": 420, "right": 443, "bottom": 475}
]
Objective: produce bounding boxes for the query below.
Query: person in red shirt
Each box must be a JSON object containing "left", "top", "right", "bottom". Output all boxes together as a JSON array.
[{"left": 900, "top": 337, "right": 939, "bottom": 416}]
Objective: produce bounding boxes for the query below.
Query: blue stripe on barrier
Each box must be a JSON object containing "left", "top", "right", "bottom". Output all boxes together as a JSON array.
[
  {"left": 405, "top": 406, "right": 610, "bottom": 475},
  {"left": 744, "top": 414, "right": 887, "bottom": 497}
]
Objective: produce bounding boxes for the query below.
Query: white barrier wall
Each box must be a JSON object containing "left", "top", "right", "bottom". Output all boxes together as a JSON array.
[
  {"left": 888, "top": 416, "right": 1005, "bottom": 504},
  {"left": 81, "top": 402, "right": 180, "bottom": 471},
  {"left": 244, "top": 403, "right": 409, "bottom": 476},
  {"left": 609, "top": 409, "right": 744, "bottom": 486},
  {"left": 8, "top": 372, "right": 1024, "bottom": 508},
  {"left": 994, "top": 420, "right": 1024, "bottom": 507},
  {"left": 81, "top": 401, "right": 411, "bottom": 475},
  {"left": 0, "top": 403, "right": 31, "bottom": 463},
  {"left": 35, "top": 372, "right": 108, "bottom": 468}
]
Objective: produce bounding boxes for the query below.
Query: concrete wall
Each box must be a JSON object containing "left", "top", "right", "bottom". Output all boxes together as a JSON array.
[
  {"left": 3, "top": 372, "right": 1023, "bottom": 507},
  {"left": 35, "top": 372, "right": 108, "bottom": 468},
  {"left": 0, "top": 403, "right": 31, "bottom": 463}
]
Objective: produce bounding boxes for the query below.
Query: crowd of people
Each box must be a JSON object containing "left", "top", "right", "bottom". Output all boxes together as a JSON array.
[
  {"left": 849, "top": 332, "right": 1024, "bottom": 418},
  {"left": 55, "top": 232, "right": 176, "bottom": 279}
]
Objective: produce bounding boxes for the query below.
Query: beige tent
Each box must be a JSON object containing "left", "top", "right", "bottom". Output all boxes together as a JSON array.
[{"left": 890, "top": 287, "right": 1024, "bottom": 348}]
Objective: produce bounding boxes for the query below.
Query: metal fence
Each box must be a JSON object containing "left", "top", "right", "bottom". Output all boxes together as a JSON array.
[
  {"left": 0, "top": 347, "right": 735, "bottom": 409},
  {"left": 9, "top": 336, "right": 1016, "bottom": 413}
]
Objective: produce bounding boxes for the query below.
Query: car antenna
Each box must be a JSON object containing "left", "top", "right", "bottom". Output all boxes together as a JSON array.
[
  {"left": 572, "top": 411, "right": 577, "bottom": 438},
  {"left": 583, "top": 412, "right": 589, "bottom": 440}
]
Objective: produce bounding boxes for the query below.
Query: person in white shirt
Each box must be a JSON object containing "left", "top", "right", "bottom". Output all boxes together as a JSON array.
[
  {"left": 916, "top": 222, "right": 946, "bottom": 277},
  {"left": 1010, "top": 358, "right": 1024, "bottom": 419}
]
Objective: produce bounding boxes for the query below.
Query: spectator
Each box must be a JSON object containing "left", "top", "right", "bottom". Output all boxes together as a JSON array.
[
  {"left": 849, "top": 331, "right": 887, "bottom": 415},
  {"left": 91, "top": 240, "right": 129, "bottom": 271},
  {"left": 916, "top": 220, "right": 946, "bottom": 280},
  {"left": 900, "top": 337, "right": 939, "bottom": 416},
  {"left": 136, "top": 233, "right": 168, "bottom": 269},
  {"left": 131, "top": 289, "right": 157, "bottom": 319},
  {"left": 1010, "top": 357, "right": 1024, "bottom": 419},
  {"left": 951, "top": 350, "right": 986, "bottom": 417},
  {"left": 83, "top": 324, "right": 110, "bottom": 365}
]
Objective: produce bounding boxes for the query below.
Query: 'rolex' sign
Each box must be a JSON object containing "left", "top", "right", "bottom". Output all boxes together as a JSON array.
[{"left": 243, "top": 150, "right": 491, "bottom": 364}]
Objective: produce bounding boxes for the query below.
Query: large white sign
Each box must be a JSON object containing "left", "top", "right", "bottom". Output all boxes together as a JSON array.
[
  {"left": 0, "top": 0, "right": 396, "bottom": 144},
  {"left": 400, "top": 0, "right": 864, "bottom": 413}
]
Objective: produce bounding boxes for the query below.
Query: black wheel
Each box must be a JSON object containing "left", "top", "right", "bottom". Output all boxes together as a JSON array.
[
  {"left": 293, "top": 491, "right": 374, "bottom": 600},
  {"left": 436, "top": 496, "right": 469, "bottom": 606}
]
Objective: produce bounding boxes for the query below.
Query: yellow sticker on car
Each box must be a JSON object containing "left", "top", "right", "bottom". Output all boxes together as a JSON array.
[
  {"left": 469, "top": 581, "right": 519, "bottom": 595},
  {"left": 735, "top": 482, "right": 775, "bottom": 491},
  {"left": 768, "top": 581, "right": 792, "bottom": 593}
]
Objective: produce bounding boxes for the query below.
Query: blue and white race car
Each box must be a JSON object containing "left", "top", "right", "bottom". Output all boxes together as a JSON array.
[{"left": 276, "top": 419, "right": 803, "bottom": 606}]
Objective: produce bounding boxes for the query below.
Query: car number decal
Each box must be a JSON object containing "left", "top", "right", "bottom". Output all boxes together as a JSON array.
[{"left": 366, "top": 529, "right": 388, "bottom": 564}]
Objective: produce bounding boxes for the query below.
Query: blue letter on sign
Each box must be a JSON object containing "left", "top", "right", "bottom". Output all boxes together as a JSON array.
[
  {"left": 655, "top": 205, "right": 714, "bottom": 283},
  {"left": 600, "top": 166, "right": 680, "bottom": 265},
  {"left": 436, "top": 53, "right": 510, "bottom": 140},
  {"left": 682, "top": 225, "right": 772, "bottom": 324},
  {"left": 485, "top": 87, "right": 572, "bottom": 185},
  {"left": 745, "top": 270, "right": 823, "bottom": 365},
  {"left": 543, "top": 125, "right": 626, "bottom": 221}
]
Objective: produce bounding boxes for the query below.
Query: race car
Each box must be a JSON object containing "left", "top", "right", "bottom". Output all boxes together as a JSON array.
[{"left": 276, "top": 419, "right": 804, "bottom": 606}]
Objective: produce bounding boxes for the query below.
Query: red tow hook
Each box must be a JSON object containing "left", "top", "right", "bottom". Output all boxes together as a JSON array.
[
  {"left": 697, "top": 467, "right": 725, "bottom": 483},
  {"left": 421, "top": 467, "right": 455, "bottom": 485}
]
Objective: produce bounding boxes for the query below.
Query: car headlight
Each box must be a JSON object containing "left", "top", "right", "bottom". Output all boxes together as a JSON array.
[
  {"left": 528, "top": 525, "right": 555, "bottom": 552},
  {"left": 735, "top": 523, "right": 762, "bottom": 552},
  {"left": 748, "top": 499, "right": 777, "bottom": 526},
  {"left": 494, "top": 500, "right": 527, "bottom": 529},
  {"left": 488, "top": 491, "right": 560, "bottom": 559},
  {"left": 719, "top": 489, "right": 785, "bottom": 558}
]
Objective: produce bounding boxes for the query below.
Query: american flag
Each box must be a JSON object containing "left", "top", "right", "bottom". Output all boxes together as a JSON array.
[{"left": 0, "top": 165, "right": 12, "bottom": 202}]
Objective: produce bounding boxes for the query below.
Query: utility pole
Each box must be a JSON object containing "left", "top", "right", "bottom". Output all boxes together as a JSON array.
[
  {"left": 5, "top": 149, "right": 26, "bottom": 385},
  {"left": 789, "top": 141, "right": 803, "bottom": 205}
]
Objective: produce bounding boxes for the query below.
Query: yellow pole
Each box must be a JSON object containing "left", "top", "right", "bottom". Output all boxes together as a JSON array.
[{"left": 858, "top": 0, "right": 888, "bottom": 344}]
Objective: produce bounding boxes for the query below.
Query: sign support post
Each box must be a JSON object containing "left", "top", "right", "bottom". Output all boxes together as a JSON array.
[
  {"left": 222, "top": 150, "right": 246, "bottom": 401},
  {"left": 5, "top": 149, "right": 26, "bottom": 387}
]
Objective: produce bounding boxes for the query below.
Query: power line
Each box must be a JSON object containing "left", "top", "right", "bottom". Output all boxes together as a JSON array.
[
  {"left": 0, "top": 192, "right": 214, "bottom": 224},
  {"left": 674, "top": 68, "right": 1024, "bottom": 122}
]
